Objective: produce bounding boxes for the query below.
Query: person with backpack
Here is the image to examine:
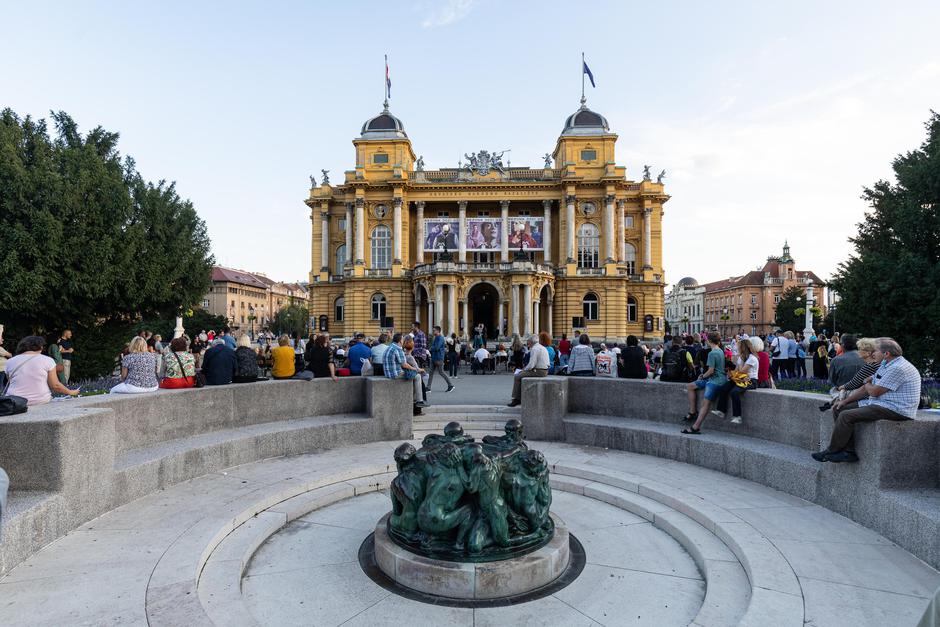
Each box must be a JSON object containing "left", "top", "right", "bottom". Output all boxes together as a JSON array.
[{"left": 619, "top": 335, "right": 648, "bottom": 379}]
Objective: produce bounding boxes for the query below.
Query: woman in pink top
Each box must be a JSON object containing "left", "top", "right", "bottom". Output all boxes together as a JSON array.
[{"left": 5, "top": 336, "right": 79, "bottom": 405}]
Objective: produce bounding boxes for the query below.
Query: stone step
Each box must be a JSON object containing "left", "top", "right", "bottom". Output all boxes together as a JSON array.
[{"left": 422, "top": 405, "right": 521, "bottom": 416}]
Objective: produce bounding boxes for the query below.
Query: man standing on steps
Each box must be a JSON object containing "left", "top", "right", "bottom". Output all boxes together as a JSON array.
[
  {"left": 508, "top": 335, "right": 549, "bottom": 407},
  {"left": 411, "top": 321, "right": 429, "bottom": 369},
  {"left": 427, "top": 326, "right": 455, "bottom": 393}
]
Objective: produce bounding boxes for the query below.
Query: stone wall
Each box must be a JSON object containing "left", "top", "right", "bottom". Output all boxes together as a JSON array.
[
  {"left": 0, "top": 377, "right": 412, "bottom": 577},
  {"left": 520, "top": 376, "right": 940, "bottom": 569}
]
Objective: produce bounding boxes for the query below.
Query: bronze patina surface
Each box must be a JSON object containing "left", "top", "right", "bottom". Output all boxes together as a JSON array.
[{"left": 388, "top": 419, "right": 553, "bottom": 562}]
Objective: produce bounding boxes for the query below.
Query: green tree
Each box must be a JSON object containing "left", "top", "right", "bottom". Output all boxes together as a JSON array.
[
  {"left": 829, "top": 111, "right": 940, "bottom": 373},
  {"left": 272, "top": 302, "right": 310, "bottom": 339},
  {"left": 774, "top": 286, "right": 821, "bottom": 333},
  {"left": 0, "top": 109, "right": 215, "bottom": 377}
]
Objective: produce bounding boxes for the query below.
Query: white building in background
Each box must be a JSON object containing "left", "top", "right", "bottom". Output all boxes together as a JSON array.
[{"left": 665, "top": 277, "right": 705, "bottom": 336}]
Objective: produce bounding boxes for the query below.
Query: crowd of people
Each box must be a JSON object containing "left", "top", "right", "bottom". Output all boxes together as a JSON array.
[{"left": 0, "top": 322, "right": 926, "bottom": 465}]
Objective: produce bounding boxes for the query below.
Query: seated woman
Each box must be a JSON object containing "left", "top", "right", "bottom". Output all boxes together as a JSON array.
[
  {"left": 371, "top": 333, "right": 389, "bottom": 377},
  {"left": 111, "top": 336, "right": 159, "bottom": 394},
  {"left": 305, "top": 333, "right": 338, "bottom": 380},
  {"left": 271, "top": 335, "right": 297, "bottom": 379},
  {"left": 619, "top": 335, "right": 648, "bottom": 379},
  {"left": 567, "top": 333, "right": 596, "bottom": 376},
  {"left": 160, "top": 336, "right": 197, "bottom": 389},
  {"left": 233, "top": 334, "right": 262, "bottom": 383},
  {"left": 712, "top": 338, "right": 759, "bottom": 424},
  {"left": 5, "top": 336, "right": 79, "bottom": 405}
]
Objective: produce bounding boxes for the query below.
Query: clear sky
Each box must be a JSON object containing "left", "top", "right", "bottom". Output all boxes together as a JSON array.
[{"left": 3, "top": 1, "right": 938, "bottom": 286}]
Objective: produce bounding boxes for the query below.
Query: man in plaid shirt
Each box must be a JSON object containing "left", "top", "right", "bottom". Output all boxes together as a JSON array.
[
  {"left": 411, "top": 321, "right": 429, "bottom": 367},
  {"left": 813, "top": 338, "right": 921, "bottom": 463},
  {"left": 383, "top": 333, "right": 427, "bottom": 413}
]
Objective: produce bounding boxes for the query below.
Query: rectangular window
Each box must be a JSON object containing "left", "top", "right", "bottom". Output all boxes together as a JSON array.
[
  {"left": 476, "top": 211, "right": 489, "bottom": 217},
  {"left": 750, "top": 294, "right": 757, "bottom": 305},
  {"left": 583, "top": 300, "right": 599, "bottom": 321},
  {"left": 437, "top": 212, "right": 450, "bottom": 217},
  {"left": 373, "top": 153, "right": 389, "bottom": 164},
  {"left": 581, "top": 149, "right": 597, "bottom": 161},
  {"left": 750, "top": 311, "right": 757, "bottom": 320},
  {"left": 338, "top": 218, "right": 346, "bottom": 230},
  {"left": 774, "top": 295, "right": 781, "bottom": 304},
  {"left": 202, "top": 299, "right": 210, "bottom": 308},
  {"left": 625, "top": 216, "right": 634, "bottom": 228},
  {"left": 517, "top": 210, "right": 530, "bottom": 216}
]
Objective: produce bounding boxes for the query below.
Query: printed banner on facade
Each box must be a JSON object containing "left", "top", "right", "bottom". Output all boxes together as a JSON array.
[
  {"left": 423, "top": 218, "right": 460, "bottom": 252},
  {"left": 465, "top": 218, "right": 502, "bottom": 251},
  {"left": 507, "top": 216, "right": 544, "bottom": 251}
]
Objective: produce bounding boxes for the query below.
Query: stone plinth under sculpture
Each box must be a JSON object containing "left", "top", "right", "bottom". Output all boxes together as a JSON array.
[{"left": 376, "top": 419, "right": 570, "bottom": 600}]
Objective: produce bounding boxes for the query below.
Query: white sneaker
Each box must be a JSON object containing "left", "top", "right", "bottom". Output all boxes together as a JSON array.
[
  {"left": 730, "top": 416, "right": 742, "bottom": 424},
  {"left": 710, "top": 410, "right": 725, "bottom": 419}
]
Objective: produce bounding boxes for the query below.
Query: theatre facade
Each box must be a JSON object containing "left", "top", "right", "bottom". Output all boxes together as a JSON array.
[{"left": 307, "top": 98, "right": 668, "bottom": 341}]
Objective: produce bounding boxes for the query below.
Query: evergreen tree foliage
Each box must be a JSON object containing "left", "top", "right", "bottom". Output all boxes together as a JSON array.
[
  {"left": 0, "top": 109, "right": 214, "bottom": 377},
  {"left": 829, "top": 111, "right": 940, "bottom": 373},
  {"left": 774, "top": 286, "right": 821, "bottom": 333}
]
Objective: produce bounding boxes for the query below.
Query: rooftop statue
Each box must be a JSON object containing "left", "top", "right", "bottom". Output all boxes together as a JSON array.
[
  {"left": 463, "top": 149, "right": 507, "bottom": 176},
  {"left": 309, "top": 174, "right": 316, "bottom": 188},
  {"left": 387, "top": 419, "right": 553, "bottom": 562},
  {"left": 320, "top": 169, "right": 330, "bottom": 185},
  {"left": 415, "top": 155, "right": 425, "bottom": 171},
  {"left": 643, "top": 164, "right": 652, "bottom": 181},
  {"left": 657, "top": 169, "right": 666, "bottom": 184},
  {"left": 543, "top": 153, "right": 553, "bottom": 168}
]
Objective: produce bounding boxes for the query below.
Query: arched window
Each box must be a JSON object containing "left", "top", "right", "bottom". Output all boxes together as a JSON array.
[
  {"left": 371, "top": 293, "right": 387, "bottom": 321},
  {"left": 627, "top": 296, "right": 638, "bottom": 323},
  {"left": 371, "top": 225, "right": 391, "bottom": 269},
  {"left": 624, "top": 243, "right": 637, "bottom": 275},
  {"left": 583, "top": 292, "right": 599, "bottom": 321},
  {"left": 335, "top": 244, "right": 346, "bottom": 275},
  {"left": 577, "top": 223, "right": 599, "bottom": 268},
  {"left": 334, "top": 297, "right": 345, "bottom": 322}
]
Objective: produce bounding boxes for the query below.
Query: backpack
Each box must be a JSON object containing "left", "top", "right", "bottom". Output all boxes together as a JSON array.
[{"left": 660, "top": 350, "right": 683, "bottom": 382}]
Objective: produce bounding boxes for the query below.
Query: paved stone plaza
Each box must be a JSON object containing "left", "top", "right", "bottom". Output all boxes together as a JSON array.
[{"left": 1, "top": 376, "right": 939, "bottom": 626}]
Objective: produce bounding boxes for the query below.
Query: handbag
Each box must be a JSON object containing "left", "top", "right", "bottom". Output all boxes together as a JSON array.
[
  {"left": 0, "top": 358, "right": 31, "bottom": 416},
  {"left": 171, "top": 351, "right": 204, "bottom": 388}
]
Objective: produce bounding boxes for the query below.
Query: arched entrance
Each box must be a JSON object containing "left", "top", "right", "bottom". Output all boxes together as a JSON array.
[
  {"left": 415, "top": 285, "right": 430, "bottom": 331},
  {"left": 467, "top": 282, "right": 500, "bottom": 340}
]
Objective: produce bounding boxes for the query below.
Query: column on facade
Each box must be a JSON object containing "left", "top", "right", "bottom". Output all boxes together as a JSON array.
[
  {"left": 415, "top": 201, "right": 425, "bottom": 264},
  {"left": 522, "top": 283, "right": 532, "bottom": 337},
  {"left": 458, "top": 200, "right": 467, "bottom": 263},
  {"left": 345, "top": 202, "right": 353, "bottom": 267},
  {"left": 354, "top": 198, "right": 365, "bottom": 264},
  {"left": 414, "top": 297, "right": 421, "bottom": 325},
  {"left": 435, "top": 284, "right": 446, "bottom": 329},
  {"left": 462, "top": 298, "right": 470, "bottom": 337},
  {"left": 500, "top": 200, "right": 510, "bottom": 262},
  {"left": 643, "top": 206, "right": 653, "bottom": 269},
  {"left": 617, "top": 200, "right": 625, "bottom": 263},
  {"left": 532, "top": 299, "right": 540, "bottom": 335},
  {"left": 392, "top": 197, "right": 402, "bottom": 263},
  {"left": 498, "top": 299, "right": 505, "bottom": 338},
  {"left": 566, "top": 195, "right": 576, "bottom": 262},
  {"left": 542, "top": 200, "right": 552, "bottom": 264},
  {"left": 511, "top": 285, "right": 519, "bottom": 336},
  {"left": 604, "top": 194, "right": 615, "bottom": 262},
  {"left": 427, "top": 298, "right": 434, "bottom": 331},
  {"left": 448, "top": 285, "right": 457, "bottom": 337},
  {"left": 320, "top": 211, "right": 330, "bottom": 271}
]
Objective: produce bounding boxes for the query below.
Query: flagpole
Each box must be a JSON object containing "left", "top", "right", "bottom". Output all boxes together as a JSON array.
[
  {"left": 581, "top": 52, "right": 585, "bottom": 105},
  {"left": 384, "top": 54, "right": 388, "bottom": 109}
]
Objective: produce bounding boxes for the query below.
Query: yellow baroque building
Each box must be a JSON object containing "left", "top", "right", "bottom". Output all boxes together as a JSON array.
[{"left": 307, "top": 98, "right": 668, "bottom": 342}]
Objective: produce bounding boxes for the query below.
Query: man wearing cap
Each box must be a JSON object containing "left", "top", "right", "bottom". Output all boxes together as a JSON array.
[{"left": 507, "top": 335, "right": 549, "bottom": 407}]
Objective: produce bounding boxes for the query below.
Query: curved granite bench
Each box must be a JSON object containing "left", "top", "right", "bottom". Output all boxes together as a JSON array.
[
  {"left": 0, "top": 378, "right": 411, "bottom": 577},
  {"left": 521, "top": 376, "right": 940, "bottom": 570}
]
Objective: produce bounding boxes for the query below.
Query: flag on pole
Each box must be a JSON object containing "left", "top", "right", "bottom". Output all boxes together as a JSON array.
[
  {"left": 385, "top": 55, "right": 391, "bottom": 99},
  {"left": 582, "top": 59, "right": 595, "bottom": 88}
]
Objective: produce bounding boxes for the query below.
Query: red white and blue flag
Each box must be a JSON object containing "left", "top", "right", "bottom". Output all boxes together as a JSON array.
[{"left": 385, "top": 55, "right": 391, "bottom": 99}]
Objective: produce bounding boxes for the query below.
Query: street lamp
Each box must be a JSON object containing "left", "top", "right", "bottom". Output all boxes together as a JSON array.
[{"left": 248, "top": 305, "right": 255, "bottom": 341}]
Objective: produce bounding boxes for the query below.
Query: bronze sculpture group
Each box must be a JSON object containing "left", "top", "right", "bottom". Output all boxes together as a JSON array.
[{"left": 388, "top": 419, "right": 553, "bottom": 562}]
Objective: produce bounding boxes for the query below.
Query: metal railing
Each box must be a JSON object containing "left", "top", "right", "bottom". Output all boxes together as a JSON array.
[
  {"left": 413, "top": 261, "right": 556, "bottom": 277},
  {"left": 413, "top": 168, "right": 563, "bottom": 183}
]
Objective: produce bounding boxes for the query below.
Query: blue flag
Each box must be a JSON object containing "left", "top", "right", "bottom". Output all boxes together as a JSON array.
[{"left": 582, "top": 61, "right": 595, "bottom": 88}]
